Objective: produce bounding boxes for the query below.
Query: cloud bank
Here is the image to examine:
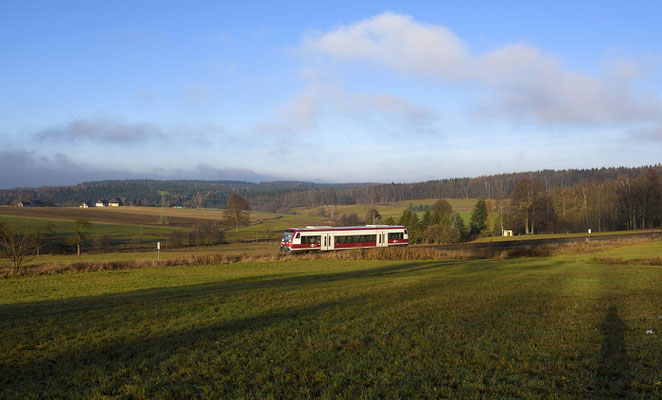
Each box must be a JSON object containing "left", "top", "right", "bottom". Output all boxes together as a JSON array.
[
  {"left": 35, "top": 117, "right": 165, "bottom": 143},
  {"left": 0, "top": 150, "right": 278, "bottom": 189},
  {"left": 302, "top": 12, "right": 662, "bottom": 127}
]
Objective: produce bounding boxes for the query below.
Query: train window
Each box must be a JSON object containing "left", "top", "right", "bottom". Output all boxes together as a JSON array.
[
  {"left": 301, "top": 235, "right": 321, "bottom": 244},
  {"left": 334, "top": 234, "right": 377, "bottom": 243},
  {"left": 295, "top": 233, "right": 300, "bottom": 239},
  {"left": 388, "top": 232, "right": 404, "bottom": 240}
]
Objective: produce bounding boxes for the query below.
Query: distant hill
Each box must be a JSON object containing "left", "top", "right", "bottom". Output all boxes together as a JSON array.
[
  {"left": 1, "top": 165, "right": 659, "bottom": 211},
  {"left": 0, "top": 179, "right": 370, "bottom": 210},
  {"left": 245, "top": 165, "right": 662, "bottom": 210},
  {"left": 337, "top": 165, "right": 662, "bottom": 204}
]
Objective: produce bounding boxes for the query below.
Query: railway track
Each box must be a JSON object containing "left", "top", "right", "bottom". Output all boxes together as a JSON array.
[{"left": 422, "top": 231, "right": 662, "bottom": 252}]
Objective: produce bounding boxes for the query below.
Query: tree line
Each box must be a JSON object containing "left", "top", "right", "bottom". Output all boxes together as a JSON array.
[
  {"left": 2, "top": 165, "right": 660, "bottom": 212},
  {"left": 392, "top": 168, "right": 662, "bottom": 243},
  {"left": 504, "top": 168, "right": 662, "bottom": 234}
]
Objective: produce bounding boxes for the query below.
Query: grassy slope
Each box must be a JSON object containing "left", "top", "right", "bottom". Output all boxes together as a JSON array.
[
  {"left": 2, "top": 241, "right": 661, "bottom": 398},
  {"left": 293, "top": 198, "right": 477, "bottom": 218}
]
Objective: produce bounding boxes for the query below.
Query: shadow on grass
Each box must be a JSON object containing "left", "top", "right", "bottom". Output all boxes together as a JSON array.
[
  {"left": 0, "top": 260, "right": 465, "bottom": 320},
  {"left": 596, "top": 305, "right": 631, "bottom": 396},
  {"left": 0, "top": 258, "right": 575, "bottom": 398},
  {"left": 0, "top": 282, "right": 428, "bottom": 398}
]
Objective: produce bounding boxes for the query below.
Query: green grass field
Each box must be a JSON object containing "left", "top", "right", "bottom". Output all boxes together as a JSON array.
[{"left": 2, "top": 241, "right": 661, "bottom": 398}]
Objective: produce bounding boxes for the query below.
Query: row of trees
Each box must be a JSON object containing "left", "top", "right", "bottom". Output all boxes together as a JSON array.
[
  {"left": 0, "top": 219, "right": 93, "bottom": 273},
  {"left": 504, "top": 169, "right": 662, "bottom": 234},
  {"left": 331, "top": 198, "right": 491, "bottom": 245},
  {"left": 395, "top": 199, "right": 489, "bottom": 244},
  {"left": 396, "top": 169, "right": 661, "bottom": 243},
  {"left": 167, "top": 222, "right": 226, "bottom": 248}
]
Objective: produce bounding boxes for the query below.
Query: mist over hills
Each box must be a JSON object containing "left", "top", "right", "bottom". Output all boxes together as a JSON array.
[{"left": 0, "top": 150, "right": 283, "bottom": 189}]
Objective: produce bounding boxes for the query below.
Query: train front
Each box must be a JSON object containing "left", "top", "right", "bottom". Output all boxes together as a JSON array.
[{"left": 280, "top": 229, "right": 295, "bottom": 252}]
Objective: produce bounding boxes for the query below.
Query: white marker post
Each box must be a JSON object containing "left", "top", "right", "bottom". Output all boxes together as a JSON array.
[
  {"left": 587, "top": 229, "right": 591, "bottom": 242},
  {"left": 157, "top": 241, "right": 161, "bottom": 262}
]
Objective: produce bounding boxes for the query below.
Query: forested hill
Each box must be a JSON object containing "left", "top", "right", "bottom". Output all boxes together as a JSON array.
[
  {"left": 0, "top": 180, "right": 370, "bottom": 209},
  {"left": 338, "top": 165, "right": 662, "bottom": 204},
  {"left": 1, "top": 165, "right": 660, "bottom": 211}
]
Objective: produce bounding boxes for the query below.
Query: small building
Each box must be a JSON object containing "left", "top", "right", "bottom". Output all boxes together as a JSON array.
[
  {"left": 17, "top": 201, "right": 30, "bottom": 207},
  {"left": 80, "top": 202, "right": 89, "bottom": 209},
  {"left": 95, "top": 199, "right": 108, "bottom": 207},
  {"left": 502, "top": 230, "right": 513, "bottom": 237},
  {"left": 108, "top": 199, "right": 121, "bottom": 207}
]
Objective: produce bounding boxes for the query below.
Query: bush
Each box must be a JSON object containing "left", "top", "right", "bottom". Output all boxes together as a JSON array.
[
  {"left": 92, "top": 234, "right": 112, "bottom": 252},
  {"left": 168, "top": 231, "right": 186, "bottom": 248},
  {"left": 169, "top": 222, "right": 226, "bottom": 248},
  {"left": 339, "top": 213, "right": 362, "bottom": 226},
  {"left": 422, "top": 224, "right": 461, "bottom": 244}
]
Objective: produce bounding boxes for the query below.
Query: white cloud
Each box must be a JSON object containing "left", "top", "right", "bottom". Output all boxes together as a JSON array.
[
  {"left": 302, "top": 12, "right": 662, "bottom": 127},
  {"left": 302, "top": 12, "right": 468, "bottom": 79},
  {"left": 475, "top": 43, "right": 662, "bottom": 124}
]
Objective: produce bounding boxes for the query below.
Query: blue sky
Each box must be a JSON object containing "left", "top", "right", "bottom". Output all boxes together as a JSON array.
[{"left": 1, "top": 1, "right": 661, "bottom": 188}]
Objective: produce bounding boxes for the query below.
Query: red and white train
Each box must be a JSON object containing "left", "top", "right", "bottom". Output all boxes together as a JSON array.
[{"left": 280, "top": 225, "right": 408, "bottom": 253}]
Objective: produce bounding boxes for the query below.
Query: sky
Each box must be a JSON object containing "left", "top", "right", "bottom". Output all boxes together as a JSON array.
[{"left": 1, "top": 1, "right": 661, "bottom": 189}]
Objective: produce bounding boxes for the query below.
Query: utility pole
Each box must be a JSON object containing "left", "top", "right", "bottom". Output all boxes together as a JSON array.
[{"left": 157, "top": 191, "right": 169, "bottom": 224}]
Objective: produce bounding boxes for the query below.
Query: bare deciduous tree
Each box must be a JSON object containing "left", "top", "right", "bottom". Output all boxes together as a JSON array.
[
  {"left": 222, "top": 194, "right": 251, "bottom": 233},
  {"left": 365, "top": 208, "right": 381, "bottom": 224},
  {"left": 71, "top": 219, "right": 92, "bottom": 255},
  {"left": 0, "top": 223, "right": 39, "bottom": 275}
]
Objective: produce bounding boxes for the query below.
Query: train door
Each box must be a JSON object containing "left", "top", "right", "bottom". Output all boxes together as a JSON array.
[
  {"left": 321, "top": 233, "right": 334, "bottom": 251},
  {"left": 377, "top": 231, "right": 387, "bottom": 247}
]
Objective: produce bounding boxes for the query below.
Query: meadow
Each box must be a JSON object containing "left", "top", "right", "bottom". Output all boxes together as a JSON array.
[
  {"left": 0, "top": 199, "right": 476, "bottom": 247},
  {"left": 1, "top": 240, "right": 661, "bottom": 398}
]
